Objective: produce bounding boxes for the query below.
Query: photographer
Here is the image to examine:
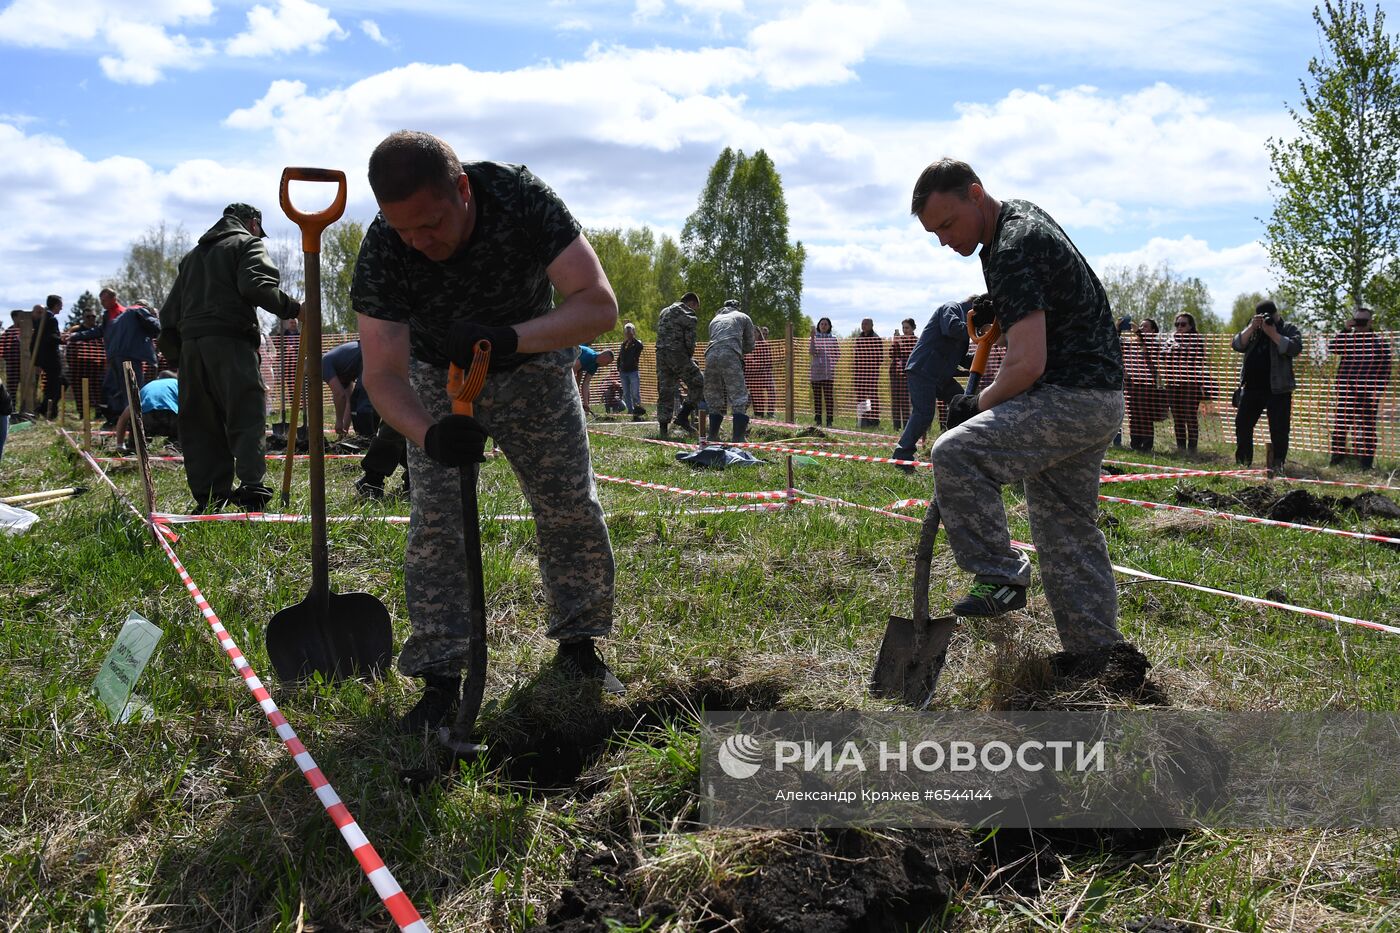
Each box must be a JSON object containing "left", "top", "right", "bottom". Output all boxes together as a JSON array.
[{"left": 1231, "top": 299, "right": 1301, "bottom": 471}]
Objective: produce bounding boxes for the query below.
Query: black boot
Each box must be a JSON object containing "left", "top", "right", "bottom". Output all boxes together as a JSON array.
[
  {"left": 676, "top": 402, "right": 695, "bottom": 434},
  {"left": 400, "top": 674, "right": 462, "bottom": 734},
  {"left": 732, "top": 413, "right": 750, "bottom": 443},
  {"left": 1330, "top": 453, "right": 1347, "bottom": 466},
  {"left": 658, "top": 420, "right": 670, "bottom": 438},
  {"left": 1358, "top": 456, "right": 1374, "bottom": 471},
  {"left": 708, "top": 412, "right": 723, "bottom": 439}
]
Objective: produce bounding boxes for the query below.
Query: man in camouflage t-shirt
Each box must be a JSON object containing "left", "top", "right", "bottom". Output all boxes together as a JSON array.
[
  {"left": 352, "top": 131, "right": 623, "bottom": 733},
  {"left": 912, "top": 159, "right": 1125, "bottom": 653}
]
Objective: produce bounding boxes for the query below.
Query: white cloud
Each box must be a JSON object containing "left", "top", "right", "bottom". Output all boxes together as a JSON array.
[
  {"left": 747, "top": 0, "right": 901, "bottom": 90},
  {"left": 878, "top": 0, "right": 1301, "bottom": 76},
  {"left": 1097, "top": 235, "right": 1275, "bottom": 315},
  {"left": 360, "top": 19, "right": 389, "bottom": 46},
  {"left": 0, "top": 122, "right": 325, "bottom": 315},
  {"left": 226, "top": 0, "right": 347, "bottom": 57},
  {"left": 0, "top": 0, "right": 214, "bottom": 84},
  {"left": 556, "top": 17, "right": 592, "bottom": 31},
  {"left": 632, "top": 0, "right": 665, "bottom": 21}
]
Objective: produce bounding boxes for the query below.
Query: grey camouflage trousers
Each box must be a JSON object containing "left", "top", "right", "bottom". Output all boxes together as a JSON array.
[
  {"left": 930, "top": 385, "right": 1124, "bottom": 652},
  {"left": 398, "top": 350, "right": 615, "bottom": 678},
  {"left": 655, "top": 350, "right": 704, "bottom": 423},
  {"left": 702, "top": 349, "right": 749, "bottom": 415}
]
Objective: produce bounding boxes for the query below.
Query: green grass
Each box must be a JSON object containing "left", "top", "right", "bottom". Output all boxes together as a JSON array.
[{"left": 2, "top": 412, "right": 1399, "bottom": 930}]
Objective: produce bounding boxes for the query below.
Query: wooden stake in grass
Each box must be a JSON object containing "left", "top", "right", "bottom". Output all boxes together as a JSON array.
[
  {"left": 82, "top": 377, "right": 92, "bottom": 449},
  {"left": 122, "top": 362, "right": 158, "bottom": 540}
]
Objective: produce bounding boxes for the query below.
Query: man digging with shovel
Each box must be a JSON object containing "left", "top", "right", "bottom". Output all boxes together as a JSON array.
[
  {"left": 353, "top": 131, "right": 623, "bottom": 736},
  {"left": 912, "top": 159, "right": 1127, "bottom": 659}
]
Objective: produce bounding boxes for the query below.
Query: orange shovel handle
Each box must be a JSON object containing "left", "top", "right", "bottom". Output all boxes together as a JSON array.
[
  {"left": 448, "top": 340, "right": 492, "bottom": 416},
  {"left": 278, "top": 168, "right": 347, "bottom": 254}
]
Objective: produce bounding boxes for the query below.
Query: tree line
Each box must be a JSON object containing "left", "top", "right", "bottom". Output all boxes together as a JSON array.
[{"left": 99, "top": 1, "right": 1400, "bottom": 341}]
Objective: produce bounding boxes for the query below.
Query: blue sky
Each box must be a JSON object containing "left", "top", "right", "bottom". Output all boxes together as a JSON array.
[{"left": 0, "top": 0, "right": 1323, "bottom": 335}]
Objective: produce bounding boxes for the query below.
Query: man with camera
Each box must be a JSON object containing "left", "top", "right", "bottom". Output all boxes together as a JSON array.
[{"left": 1230, "top": 299, "right": 1301, "bottom": 472}]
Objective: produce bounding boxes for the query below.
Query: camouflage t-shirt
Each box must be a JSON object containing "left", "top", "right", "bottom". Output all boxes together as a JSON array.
[
  {"left": 980, "top": 199, "right": 1122, "bottom": 390},
  {"left": 352, "top": 161, "right": 582, "bottom": 369}
]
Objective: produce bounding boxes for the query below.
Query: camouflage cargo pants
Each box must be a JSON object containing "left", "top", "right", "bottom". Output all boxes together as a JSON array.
[
  {"left": 398, "top": 350, "right": 616, "bottom": 678},
  {"left": 655, "top": 350, "right": 704, "bottom": 423},
  {"left": 930, "top": 385, "right": 1124, "bottom": 652},
  {"left": 702, "top": 348, "right": 749, "bottom": 415}
]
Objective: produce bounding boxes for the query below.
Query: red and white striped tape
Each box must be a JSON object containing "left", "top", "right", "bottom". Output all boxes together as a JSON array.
[
  {"left": 58, "top": 429, "right": 432, "bottom": 932},
  {"left": 1100, "top": 468, "right": 1266, "bottom": 483},
  {"left": 752, "top": 416, "right": 898, "bottom": 441},
  {"left": 1099, "top": 494, "right": 1400, "bottom": 546},
  {"left": 1261, "top": 474, "right": 1400, "bottom": 494},
  {"left": 1102, "top": 458, "right": 1197, "bottom": 472},
  {"left": 872, "top": 493, "right": 1397, "bottom": 635},
  {"left": 149, "top": 531, "right": 431, "bottom": 931},
  {"left": 93, "top": 454, "right": 368, "bottom": 463},
  {"left": 593, "top": 472, "right": 791, "bottom": 500}
]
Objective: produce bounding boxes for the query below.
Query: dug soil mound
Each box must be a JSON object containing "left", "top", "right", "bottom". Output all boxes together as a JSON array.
[
  {"left": 540, "top": 829, "right": 978, "bottom": 933},
  {"left": 1175, "top": 482, "right": 1400, "bottom": 528},
  {"left": 993, "top": 642, "right": 1169, "bottom": 711}
]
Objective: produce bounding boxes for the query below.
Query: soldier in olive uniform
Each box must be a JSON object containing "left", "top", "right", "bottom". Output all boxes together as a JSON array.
[
  {"left": 352, "top": 130, "right": 622, "bottom": 733},
  {"left": 159, "top": 203, "right": 300, "bottom": 512},
  {"left": 704, "top": 298, "right": 757, "bottom": 442},
  {"left": 654, "top": 292, "right": 705, "bottom": 436},
  {"left": 913, "top": 159, "right": 1125, "bottom": 653}
]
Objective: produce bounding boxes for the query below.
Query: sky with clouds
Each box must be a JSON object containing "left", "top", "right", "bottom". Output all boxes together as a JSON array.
[{"left": 0, "top": 0, "right": 1322, "bottom": 334}]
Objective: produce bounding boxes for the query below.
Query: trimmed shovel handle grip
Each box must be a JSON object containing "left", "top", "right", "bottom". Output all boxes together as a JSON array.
[
  {"left": 964, "top": 317, "right": 1001, "bottom": 396},
  {"left": 279, "top": 167, "right": 347, "bottom": 254},
  {"left": 448, "top": 340, "right": 493, "bottom": 416}
]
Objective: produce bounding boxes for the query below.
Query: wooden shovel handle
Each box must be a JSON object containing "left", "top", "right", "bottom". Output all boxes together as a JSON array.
[
  {"left": 278, "top": 168, "right": 347, "bottom": 254},
  {"left": 447, "top": 340, "right": 492, "bottom": 416}
]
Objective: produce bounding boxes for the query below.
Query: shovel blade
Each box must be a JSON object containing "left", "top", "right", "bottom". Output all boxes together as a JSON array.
[
  {"left": 266, "top": 590, "right": 394, "bottom": 682},
  {"left": 870, "top": 614, "right": 956, "bottom": 708}
]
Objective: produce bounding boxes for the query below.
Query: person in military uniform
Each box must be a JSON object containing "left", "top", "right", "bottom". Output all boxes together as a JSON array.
[
  {"left": 159, "top": 203, "right": 301, "bottom": 512},
  {"left": 352, "top": 130, "right": 622, "bottom": 733},
  {"left": 913, "top": 158, "right": 1124, "bottom": 654},
  {"left": 704, "top": 298, "right": 757, "bottom": 442},
  {"left": 654, "top": 292, "right": 705, "bottom": 436}
]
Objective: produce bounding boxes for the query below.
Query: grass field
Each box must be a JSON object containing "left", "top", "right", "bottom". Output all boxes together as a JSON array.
[{"left": 2, "top": 410, "right": 1399, "bottom": 931}]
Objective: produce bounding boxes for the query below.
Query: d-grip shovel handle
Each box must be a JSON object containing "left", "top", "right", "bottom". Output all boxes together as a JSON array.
[
  {"left": 965, "top": 317, "right": 1002, "bottom": 396},
  {"left": 439, "top": 338, "right": 493, "bottom": 757},
  {"left": 279, "top": 168, "right": 347, "bottom": 254},
  {"left": 448, "top": 340, "right": 493, "bottom": 415}
]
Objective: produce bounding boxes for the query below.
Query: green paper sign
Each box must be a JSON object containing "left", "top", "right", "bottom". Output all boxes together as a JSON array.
[
  {"left": 791, "top": 455, "right": 820, "bottom": 469},
  {"left": 94, "top": 612, "right": 162, "bottom": 723}
]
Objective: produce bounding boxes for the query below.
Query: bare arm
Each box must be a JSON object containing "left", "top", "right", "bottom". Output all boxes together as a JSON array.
[
  {"left": 358, "top": 315, "right": 435, "bottom": 447},
  {"left": 323, "top": 375, "right": 351, "bottom": 434},
  {"left": 510, "top": 235, "right": 618, "bottom": 352},
  {"left": 977, "top": 310, "right": 1046, "bottom": 410}
]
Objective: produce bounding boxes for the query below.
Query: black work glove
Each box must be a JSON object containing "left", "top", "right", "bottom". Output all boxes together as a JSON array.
[
  {"left": 446, "top": 319, "right": 518, "bottom": 368},
  {"left": 945, "top": 392, "right": 982, "bottom": 430},
  {"left": 423, "top": 415, "right": 489, "bottom": 467},
  {"left": 968, "top": 296, "right": 997, "bottom": 331}
]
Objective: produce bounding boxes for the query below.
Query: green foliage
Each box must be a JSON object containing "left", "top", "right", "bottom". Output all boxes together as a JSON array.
[
  {"left": 67, "top": 291, "right": 99, "bottom": 328},
  {"left": 681, "top": 148, "right": 805, "bottom": 333},
  {"left": 108, "top": 222, "right": 191, "bottom": 307},
  {"left": 1101, "top": 262, "right": 1219, "bottom": 330},
  {"left": 321, "top": 219, "right": 365, "bottom": 333},
  {"left": 1264, "top": 1, "right": 1400, "bottom": 328},
  {"left": 587, "top": 226, "right": 676, "bottom": 341}
]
